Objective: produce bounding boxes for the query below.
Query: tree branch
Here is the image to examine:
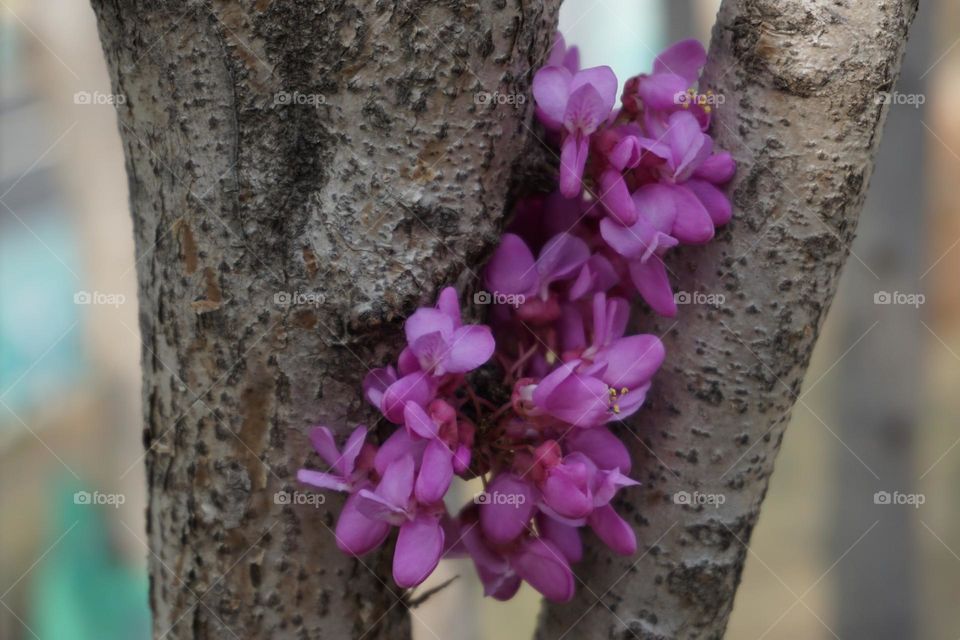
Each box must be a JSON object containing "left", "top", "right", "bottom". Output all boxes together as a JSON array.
[
  {"left": 89, "top": 1, "right": 560, "bottom": 638},
  {"left": 535, "top": 1, "right": 917, "bottom": 638}
]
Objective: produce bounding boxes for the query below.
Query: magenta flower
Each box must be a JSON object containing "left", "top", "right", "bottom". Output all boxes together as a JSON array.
[
  {"left": 484, "top": 232, "right": 590, "bottom": 302},
  {"left": 297, "top": 425, "right": 371, "bottom": 493},
  {"left": 532, "top": 360, "right": 611, "bottom": 427},
  {"left": 533, "top": 65, "right": 618, "bottom": 197},
  {"left": 629, "top": 38, "right": 707, "bottom": 114},
  {"left": 355, "top": 455, "right": 446, "bottom": 588},
  {"left": 459, "top": 507, "right": 575, "bottom": 602},
  {"left": 297, "top": 425, "right": 391, "bottom": 556},
  {"left": 405, "top": 287, "right": 495, "bottom": 376},
  {"left": 364, "top": 366, "right": 436, "bottom": 424}
]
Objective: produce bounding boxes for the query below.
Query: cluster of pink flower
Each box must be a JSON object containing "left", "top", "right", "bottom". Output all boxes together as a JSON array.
[{"left": 298, "top": 36, "right": 733, "bottom": 602}]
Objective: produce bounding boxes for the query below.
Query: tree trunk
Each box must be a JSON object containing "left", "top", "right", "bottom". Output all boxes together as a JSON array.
[
  {"left": 536, "top": 1, "right": 917, "bottom": 639},
  {"left": 89, "top": 1, "right": 558, "bottom": 638}
]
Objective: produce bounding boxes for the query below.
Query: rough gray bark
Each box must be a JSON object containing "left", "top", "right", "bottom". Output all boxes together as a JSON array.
[
  {"left": 89, "top": 1, "right": 559, "bottom": 638},
  {"left": 536, "top": 1, "right": 918, "bottom": 639}
]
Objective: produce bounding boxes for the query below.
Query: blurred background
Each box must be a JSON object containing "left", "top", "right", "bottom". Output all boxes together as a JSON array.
[{"left": 1, "top": 1, "right": 958, "bottom": 638}]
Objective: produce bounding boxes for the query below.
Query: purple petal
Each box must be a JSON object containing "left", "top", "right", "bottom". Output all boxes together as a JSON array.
[
  {"left": 381, "top": 372, "right": 435, "bottom": 424},
  {"left": 334, "top": 493, "right": 391, "bottom": 556},
  {"left": 633, "top": 183, "right": 679, "bottom": 235},
  {"left": 663, "top": 183, "right": 714, "bottom": 244},
  {"left": 307, "top": 426, "right": 341, "bottom": 470},
  {"left": 485, "top": 233, "right": 538, "bottom": 297},
  {"left": 685, "top": 179, "right": 732, "bottom": 226},
  {"left": 565, "top": 427, "right": 632, "bottom": 473},
  {"left": 510, "top": 538, "right": 575, "bottom": 602},
  {"left": 374, "top": 428, "right": 425, "bottom": 476},
  {"left": 537, "top": 513, "right": 583, "bottom": 563},
  {"left": 559, "top": 133, "right": 590, "bottom": 198},
  {"left": 592, "top": 469, "right": 639, "bottom": 507},
  {"left": 394, "top": 515, "right": 445, "bottom": 588},
  {"left": 588, "top": 504, "right": 637, "bottom": 555},
  {"left": 297, "top": 469, "right": 349, "bottom": 492},
  {"left": 599, "top": 215, "right": 661, "bottom": 260},
  {"left": 479, "top": 473, "right": 536, "bottom": 544},
  {"left": 558, "top": 303, "right": 587, "bottom": 352},
  {"left": 355, "top": 488, "right": 407, "bottom": 521},
  {"left": 443, "top": 325, "right": 495, "bottom": 373},
  {"left": 532, "top": 66, "right": 573, "bottom": 130},
  {"left": 461, "top": 518, "right": 521, "bottom": 600},
  {"left": 694, "top": 151, "right": 736, "bottom": 183},
  {"left": 363, "top": 366, "right": 397, "bottom": 411},
  {"left": 452, "top": 443, "right": 472, "bottom": 474},
  {"left": 629, "top": 258, "right": 677, "bottom": 317},
  {"left": 542, "top": 468, "right": 593, "bottom": 519},
  {"left": 415, "top": 440, "right": 454, "bottom": 504},
  {"left": 405, "top": 308, "right": 454, "bottom": 347},
  {"left": 607, "top": 135, "right": 643, "bottom": 171},
  {"left": 570, "top": 66, "right": 618, "bottom": 114},
  {"left": 667, "top": 111, "right": 712, "bottom": 181},
  {"left": 569, "top": 254, "right": 618, "bottom": 301},
  {"left": 436, "top": 286, "right": 462, "bottom": 327},
  {"left": 599, "top": 170, "right": 638, "bottom": 226},
  {"left": 595, "top": 335, "right": 665, "bottom": 390},
  {"left": 533, "top": 362, "right": 610, "bottom": 427},
  {"left": 403, "top": 401, "right": 438, "bottom": 439},
  {"left": 564, "top": 82, "right": 610, "bottom": 135},
  {"left": 636, "top": 72, "right": 690, "bottom": 111},
  {"left": 376, "top": 455, "right": 415, "bottom": 508},
  {"left": 537, "top": 232, "right": 591, "bottom": 289},
  {"left": 653, "top": 39, "right": 707, "bottom": 83},
  {"left": 340, "top": 425, "right": 367, "bottom": 475}
]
